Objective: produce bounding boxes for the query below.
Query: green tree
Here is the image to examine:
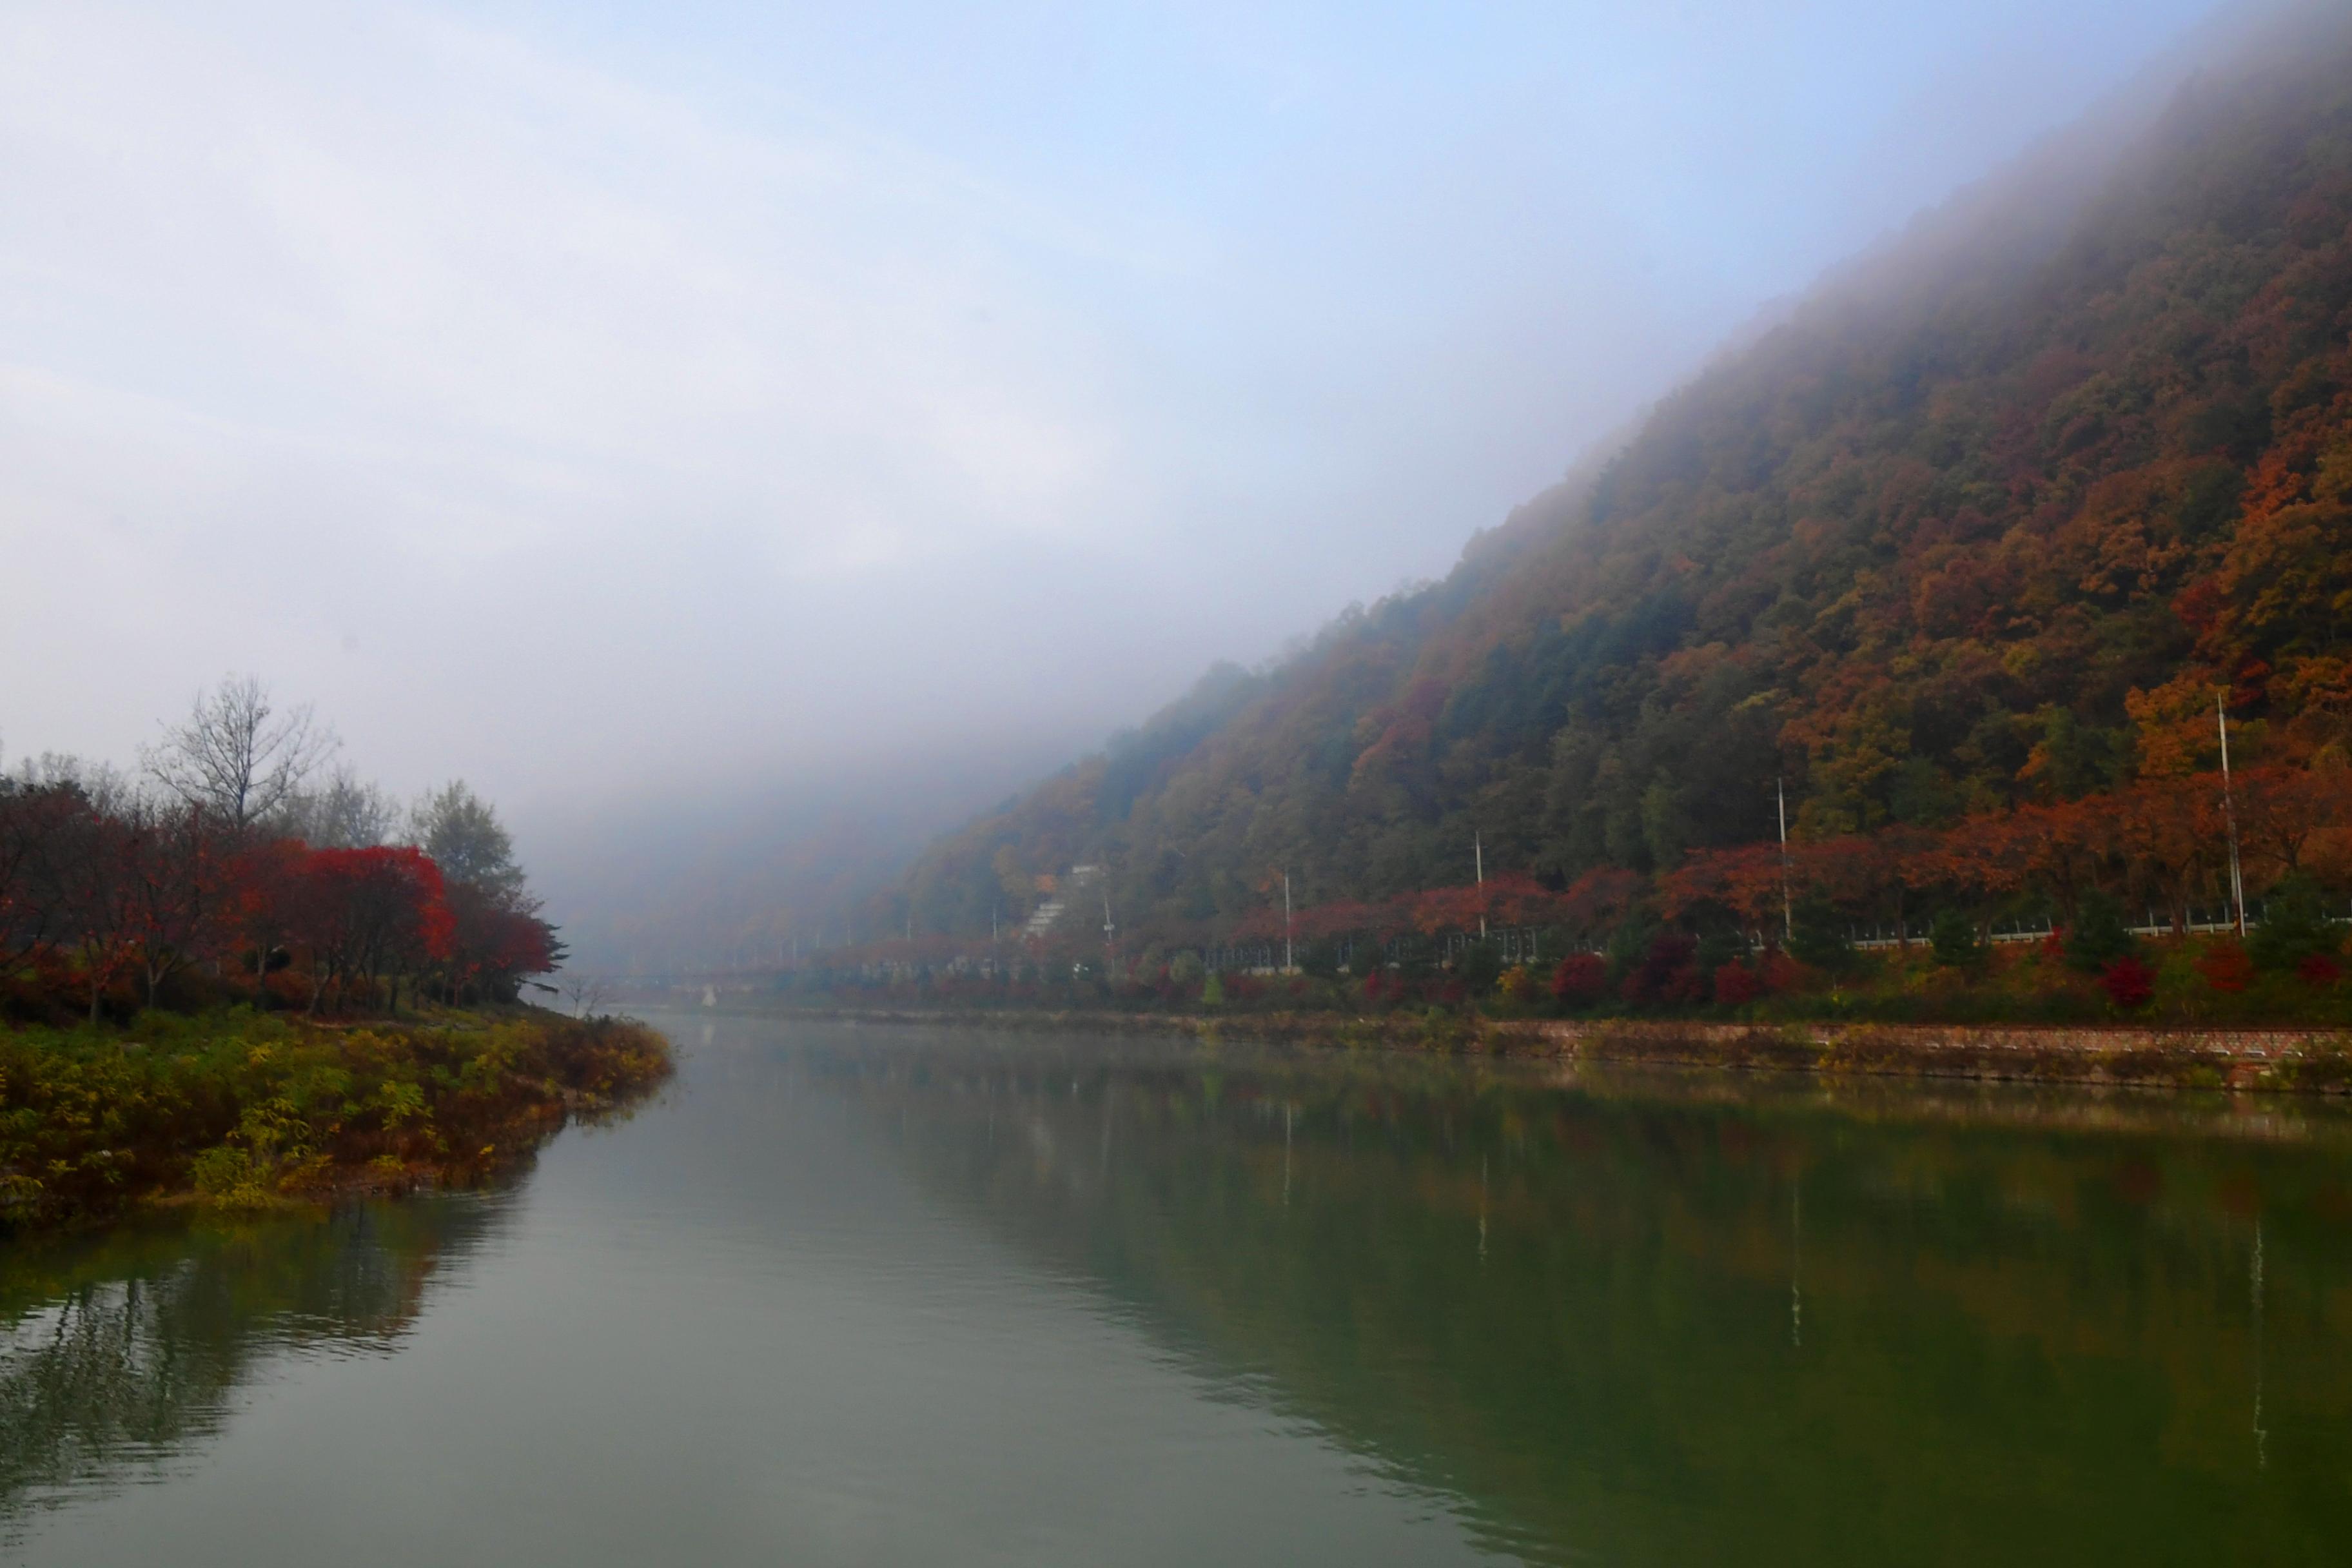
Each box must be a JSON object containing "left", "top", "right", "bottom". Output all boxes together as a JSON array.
[
  {"left": 2064, "top": 891, "right": 2136, "bottom": 972},
  {"left": 1454, "top": 940, "right": 1504, "bottom": 996},
  {"left": 1606, "top": 911, "right": 1660, "bottom": 980},
  {"left": 1694, "top": 927, "right": 1749, "bottom": 975},
  {"left": 2249, "top": 876, "right": 2344, "bottom": 972},
  {"left": 411, "top": 781, "right": 525, "bottom": 901},
  {"left": 1298, "top": 937, "right": 1345, "bottom": 980},
  {"left": 1788, "top": 894, "right": 1852, "bottom": 973},
  {"left": 1929, "top": 908, "right": 1984, "bottom": 969}
]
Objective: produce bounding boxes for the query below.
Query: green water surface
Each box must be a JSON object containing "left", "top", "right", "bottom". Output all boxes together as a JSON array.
[{"left": 2, "top": 1015, "right": 2346, "bottom": 1564}]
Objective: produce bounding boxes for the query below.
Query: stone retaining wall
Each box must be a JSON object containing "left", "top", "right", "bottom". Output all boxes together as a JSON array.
[{"left": 719, "top": 1005, "right": 2352, "bottom": 1094}]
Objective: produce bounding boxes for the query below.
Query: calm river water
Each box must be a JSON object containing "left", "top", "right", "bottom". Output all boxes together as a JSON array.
[{"left": 4, "top": 1014, "right": 2349, "bottom": 1565}]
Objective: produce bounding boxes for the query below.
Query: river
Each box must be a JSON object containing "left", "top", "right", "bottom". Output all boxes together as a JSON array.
[{"left": 3, "top": 1014, "right": 2347, "bottom": 1564}]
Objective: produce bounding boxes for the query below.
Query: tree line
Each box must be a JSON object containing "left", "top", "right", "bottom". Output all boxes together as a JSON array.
[
  {"left": 759, "top": 749, "right": 2352, "bottom": 1026},
  {"left": 1, "top": 676, "right": 559, "bottom": 1023}
]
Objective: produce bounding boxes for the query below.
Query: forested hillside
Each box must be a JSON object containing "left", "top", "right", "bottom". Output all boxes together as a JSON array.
[{"left": 898, "top": 3, "right": 2352, "bottom": 948}]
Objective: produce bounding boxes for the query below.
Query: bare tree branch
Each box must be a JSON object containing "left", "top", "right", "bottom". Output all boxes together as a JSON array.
[
  {"left": 274, "top": 764, "right": 402, "bottom": 848},
  {"left": 142, "top": 674, "right": 338, "bottom": 831}
]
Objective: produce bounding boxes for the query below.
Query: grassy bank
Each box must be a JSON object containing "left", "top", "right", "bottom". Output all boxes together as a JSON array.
[{"left": 0, "top": 1008, "right": 672, "bottom": 1232}]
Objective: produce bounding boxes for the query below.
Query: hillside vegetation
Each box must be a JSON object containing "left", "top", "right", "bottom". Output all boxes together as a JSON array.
[{"left": 896, "top": 5, "right": 2352, "bottom": 955}]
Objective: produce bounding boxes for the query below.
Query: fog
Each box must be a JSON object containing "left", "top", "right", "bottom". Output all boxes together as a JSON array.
[{"left": 1, "top": 0, "right": 2233, "bottom": 963}]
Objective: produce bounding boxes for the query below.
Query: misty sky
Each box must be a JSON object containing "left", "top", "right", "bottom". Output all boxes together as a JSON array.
[{"left": 3, "top": 0, "right": 2228, "bottom": 830}]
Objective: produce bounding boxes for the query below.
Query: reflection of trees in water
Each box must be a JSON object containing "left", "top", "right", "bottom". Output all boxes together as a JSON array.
[
  {"left": 0, "top": 1197, "right": 502, "bottom": 1531},
  {"left": 799, "top": 1034, "right": 2352, "bottom": 1567}
]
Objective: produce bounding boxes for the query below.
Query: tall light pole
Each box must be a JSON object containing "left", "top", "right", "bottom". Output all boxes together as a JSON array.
[
  {"left": 1475, "top": 832, "right": 1487, "bottom": 939},
  {"left": 1777, "top": 778, "right": 1793, "bottom": 943},
  {"left": 2219, "top": 692, "right": 2248, "bottom": 936}
]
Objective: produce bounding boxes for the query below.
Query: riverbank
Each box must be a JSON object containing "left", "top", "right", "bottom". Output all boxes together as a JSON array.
[
  {"left": 707, "top": 1003, "right": 2352, "bottom": 1094},
  {"left": 0, "top": 1008, "right": 672, "bottom": 1232}
]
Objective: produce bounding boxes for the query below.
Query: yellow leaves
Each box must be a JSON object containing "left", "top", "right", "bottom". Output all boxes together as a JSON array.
[
  {"left": 2073, "top": 514, "right": 2184, "bottom": 600},
  {"left": 0, "top": 1170, "right": 44, "bottom": 1208},
  {"left": 1654, "top": 640, "right": 1734, "bottom": 692},
  {"left": 2309, "top": 436, "right": 2352, "bottom": 506},
  {"left": 234, "top": 1095, "right": 313, "bottom": 1162},
  {"left": 1802, "top": 695, "right": 1914, "bottom": 834},
  {"left": 375, "top": 1079, "right": 427, "bottom": 1128},
  {"left": 2231, "top": 503, "right": 2349, "bottom": 609},
  {"left": 2277, "top": 654, "right": 2352, "bottom": 718},
  {"left": 2126, "top": 678, "right": 2225, "bottom": 778},
  {"left": 5, "top": 1011, "right": 670, "bottom": 1230},
  {"left": 1814, "top": 572, "right": 1879, "bottom": 633}
]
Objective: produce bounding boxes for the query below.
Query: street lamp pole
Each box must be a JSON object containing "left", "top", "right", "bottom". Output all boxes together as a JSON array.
[
  {"left": 2219, "top": 692, "right": 2248, "bottom": 937},
  {"left": 1777, "top": 778, "right": 1793, "bottom": 943}
]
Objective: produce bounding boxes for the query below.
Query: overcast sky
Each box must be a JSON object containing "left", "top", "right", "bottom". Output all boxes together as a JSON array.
[{"left": 3, "top": 0, "right": 2228, "bottom": 831}]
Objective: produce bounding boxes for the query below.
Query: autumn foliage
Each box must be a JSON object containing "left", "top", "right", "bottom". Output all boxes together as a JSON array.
[
  {"left": 1, "top": 781, "right": 561, "bottom": 1024},
  {"left": 0, "top": 1010, "right": 669, "bottom": 1228}
]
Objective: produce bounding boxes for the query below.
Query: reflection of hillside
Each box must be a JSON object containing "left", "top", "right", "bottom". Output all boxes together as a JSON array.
[
  {"left": 0, "top": 1197, "right": 502, "bottom": 1533},
  {"left": 809, "top": 1037, "right": 2352, "bottom": 1566}
]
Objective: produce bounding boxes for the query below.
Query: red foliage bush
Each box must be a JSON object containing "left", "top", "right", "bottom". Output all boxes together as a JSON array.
[
  {"left": 1714, "top": 963, "right": 1765, "bottom": 1005},
  {"left": 1549, "top": 954, "right": 1608, "bottom": 1006},
  {"left": 2297, "top": 954, "right": 2343, "bottom": 988},
  {"left": 2197, "top": 941, "right": 2256, "bottom": 994},
  {"left": 1621, "top": 934, "right": 1699, "bottom": 1007},
  {"left": 1756, "top": 950, "right": 1807, "bottom": 994},
  {"left": 2100, "top": 956, "right": 2157, "bottom": 1011}
]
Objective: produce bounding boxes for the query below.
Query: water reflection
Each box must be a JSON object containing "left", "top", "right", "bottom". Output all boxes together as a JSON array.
[
  {"left": 2, "top": 1023, "right": 2348, "bottom": 1567},
  {"left": 2252, "top": 1217, "right": 2268, "bottom": 1473},
  {"left": 0, "top": 1196, "right": 503, "bottom": 1536},
  {"left": 801, "top": 1035, "right": 2352, "bottom": 1565}
]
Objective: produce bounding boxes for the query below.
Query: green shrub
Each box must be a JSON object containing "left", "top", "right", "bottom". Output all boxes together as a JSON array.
[
  {"left": 1453, "top": 941, "right": 1504, "bottom": 996},
  {"left": 2064, "top": 892, "right": 2136, "bottom": 972},
  {"left": 2250, "top": 876, "right": 2344, "bottom": 972},
  {"left": 1929, "top": 908, "right": 1984, "bottom": 969},
  {"left": 1788, "top": 895, "right": 1852, "bottom": 973},
  {"left": 0, "top": 1011, "right": 671, "bottom": 1230}
]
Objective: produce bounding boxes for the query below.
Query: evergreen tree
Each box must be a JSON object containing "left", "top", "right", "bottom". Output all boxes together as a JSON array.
[
  {"left": 2249, "top": 876, "right": 2344, "bottom": 972},
  {"left": 411, "top": 781, "right": 526, "bottom": 903},
  {"left": 1454, "top": 940, "right": 1504, "bottom": 995},
  {"left": 1929, "top": 908, "right": 1984, "bottom": 969},
  {"left": 2064, "top": 892, "right": 2136, "bottom": 973},
  {"left": 1788, "top": 894, "right": 1852, "bottom": 973}
]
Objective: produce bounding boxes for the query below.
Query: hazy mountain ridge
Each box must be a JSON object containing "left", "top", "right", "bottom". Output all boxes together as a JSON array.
[{"left": 888, "top": 3, "right": 2352, "bottom": 945}]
